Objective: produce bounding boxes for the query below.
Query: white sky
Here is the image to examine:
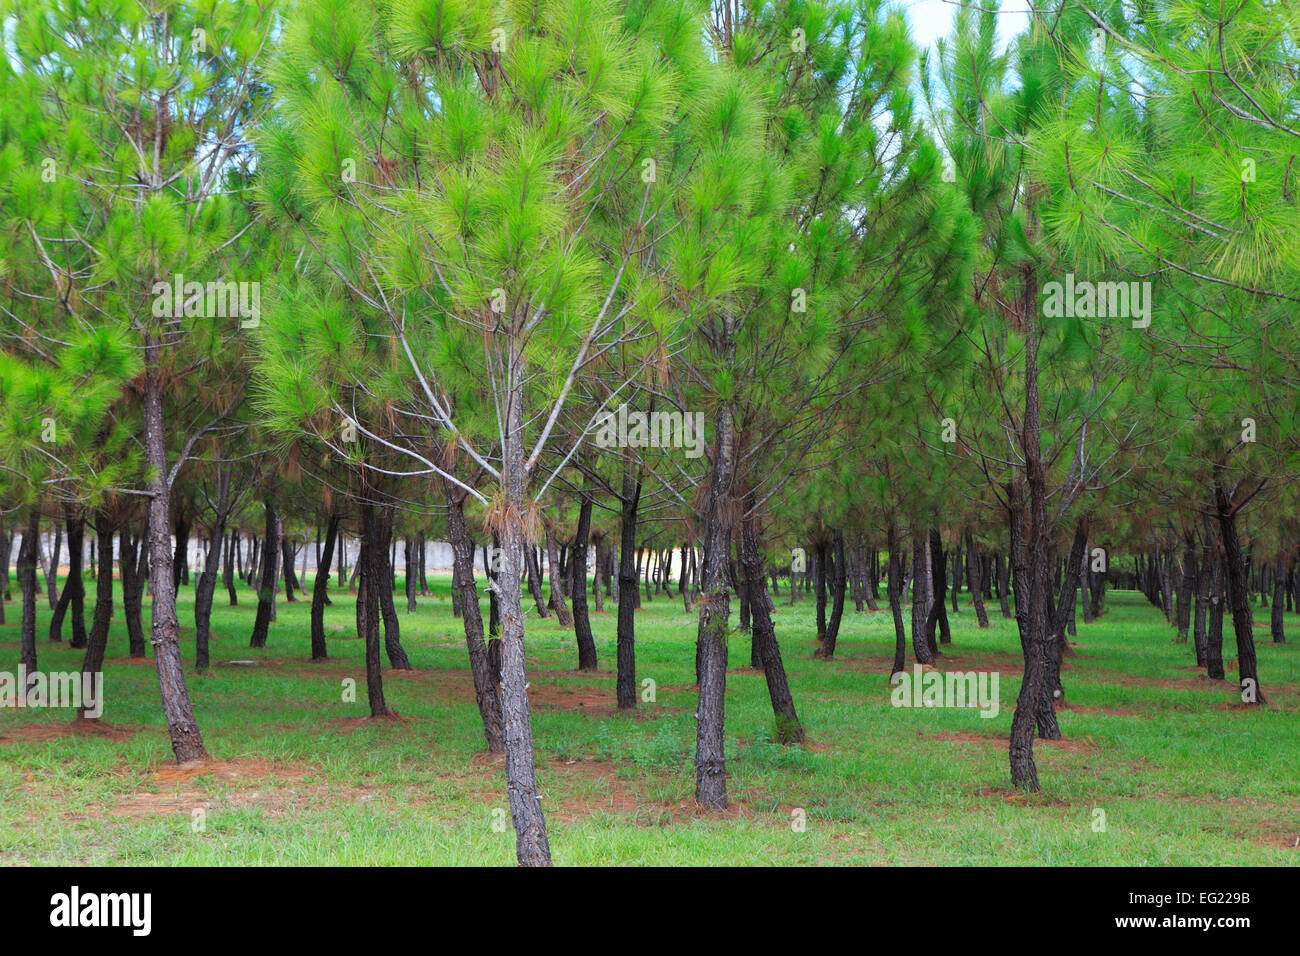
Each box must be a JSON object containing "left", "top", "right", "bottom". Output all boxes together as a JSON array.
[{"left": 898, "top": 0, "right": 1031, "bottom": 55}]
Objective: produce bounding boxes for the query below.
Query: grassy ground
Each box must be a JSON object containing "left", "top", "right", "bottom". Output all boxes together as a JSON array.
[{"left": 1, "top": 574, "right": 1297, "bottom": 865}]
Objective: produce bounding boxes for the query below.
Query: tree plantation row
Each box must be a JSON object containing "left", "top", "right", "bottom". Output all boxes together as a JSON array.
[{"left": 1, "top": 0, "right": 1297, "bottom": 867}]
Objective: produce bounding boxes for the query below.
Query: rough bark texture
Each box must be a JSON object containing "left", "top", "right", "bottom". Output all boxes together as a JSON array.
[
  {"left": 356, "top": 503, "right": 389, "bottom": 718},
  {"left": 120, "top": 527, "right": 148, "bottom": 658},
  {"left": 887, "top": 529, "right": 907, "bottom": 676},
  {"left": 818, "top": 529, "right": 847, "bottom": 659},
  {"left": 78, "top": 514, "right": 117, "bottom": 719},
  {"left": 571, "top": 492, "right": 598, "bottom": 671},
  {"left": 49, "top": 510, "right": 87, "bottom": 647},
  {"left": 310, "top": 512, "right": 340, "bottom": 661},
  {"left": 376, "top": 505, "right": 412, "bottom": 670},
  {"left": 1214, "top": 482, "right": 1264, "bottom": 704},
  {"left": 18, "top": 511, "right": 39, "bottom": 698},
  {"left": 498, "top": 343, "right": 551, "bottom": 866},
  {"left": 615, "top": 469, "right": 640, "bottom": 710},
  {"left": 249, "top": 499, "right": 278, "bottom": 649},
  {"left": 443, "top": 473, "right": 505, "bottom": 753},
  {"left": 911, "top": 532, "right": 934, "bottom": 665},
  {"left": 966, "top": 530, "right": 989, "bottom": 627},
  {"left": 143, "top": 336, "right": 207, "bottom": 762},
  {"left": 694, "top": 398, "right": 735, "bottom": 810},
  {"left": 194, "top": 474, "right": 232, "bottom": 672},
  {"left": 741, "top": 496, "right": 803, "bottom": 743},
  {"left": 543, "top": 525, "right": 572, "bottom": 627}
]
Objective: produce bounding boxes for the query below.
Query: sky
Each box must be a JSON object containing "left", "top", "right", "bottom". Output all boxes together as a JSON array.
[{"left": 898, "top": 0, "right": 1031, "bottom": 55}]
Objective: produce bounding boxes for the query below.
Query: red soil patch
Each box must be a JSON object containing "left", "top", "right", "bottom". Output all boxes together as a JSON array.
[
  {"left": 96, "top": 758, "right": 323, "bottom": 820},
  {"left": 977, "top": 786, "right": 1071, "bottom": 807},
  {"left": 528, "top": 683, "right": 616, "bottom": 713},
  {"left": 151, "top": 757, "right": 312, "bottom": 785},
  {"left": 0, "top": 718, "right": 140, "bottom": 744},
  {"left": 543, "top": 758, "right": 641, "bottom": 821},
  {"left": 921, "top": 730, "right": 1099, "bottom": 754},
  {"left": 318, "top": 713, "right": 411, "bottom": 731}
]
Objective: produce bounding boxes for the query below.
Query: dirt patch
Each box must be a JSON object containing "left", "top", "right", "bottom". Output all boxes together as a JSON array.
[
  {"left": 0, "top": 719, "right": 141, "bottom": 744},
  {"left": 921, "top": 730, "right": 1099, "bottom": 754},
  {"left": 543, "top": 758, "right": 641, "bottom": 821},
  {"left": 977, "top": 786, "right": 1072, "bottom": 807},
  {"left": 93, "top": 758, "right": 318, "bottom": 820},
  {"left": 529, "top": 683, "right": 617, "bottom": 713},
  {"left": 317, "top": 713, "right": 412, "bottom": 731}
]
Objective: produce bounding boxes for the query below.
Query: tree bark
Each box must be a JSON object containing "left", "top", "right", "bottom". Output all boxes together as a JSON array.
[
  {"left": 49, "top": 509, "right": 87, "bottom": 647},
  {"left": 375, "top": 505, "right": 412, "bottom": 669},
  {"left": 497, "top": 342, "right": 551, "bottom": 866},
  {"left": 741, "top": 495, "right": 802, "bottom": 743},
  {"left": 818, "top": 528, "right": 847, "bottom": 658},
  {"left": 18, "top": 511, "right": 39, "bottom": 698},
  {"left": 887, "top": 526, "right": 907, "bottom": 676},
  {"left": 543, "top": 524, "right": 573, "bottom": 627},
  {"left": 694, "top": 400, "right": 735, "bottom": 811},
  {"left": 310, "top": 512, "right": 340, "bottom": 661},
  {"left": 1214, "top": 481, "right": 1264, "bottom": 703},
  {"left": 143, "top": 335, "right": 206, "bottom": 762},
  {"left": 615, "top": 468, "right": 640, "bottom": 710},
  {"left": 356, "top": 502, "right": 389, "bottom": 717},
  {"left": 249, "top": 499, "right": 278, "bottom": 648},
  {"left": 78, "top": 513, "right": 117, "bottom": 718},
  {"left": 443, "top": 472, "right": 504, "bottom": 753},
  {"left": 571, "top": 491, "right": 598, "bottom": 671}
]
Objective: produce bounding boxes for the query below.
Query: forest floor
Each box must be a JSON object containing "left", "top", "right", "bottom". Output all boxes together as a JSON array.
[{"left": 1, "top": 578, "right": 1297, "bottom": 864}]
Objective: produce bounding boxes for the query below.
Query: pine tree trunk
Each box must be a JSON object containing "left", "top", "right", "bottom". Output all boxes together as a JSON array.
[
  {"left": 78, "top": 514, "right": 117, "bottom": 719},
  {"left": 49, "top": 509, "right": 87, "bottom": 646},
  {"left": 1214, "top": 481, "right": 1265, "bottom": 703},
  {"left": 249, "top": 499, "right": 278, "bottom": 648},
  {"left": 18, "top": 511, "right": 39, "bottom": 699},
  {"left": 443, "top": 473, "right": 504, "bottom": 753},
  {"left": 819, "top": 529, "right": 847, "bottom": 658},
  {"left": 356, "top": 503, "right": 389, "bottom": 718},
  {"left": 741, "top": 495, "right": 802, "bottom": 743},
  {"left": 543, "top": 525, "right": 573, "bottom": 627},
  {"left": 888, "top": 526, "right": 907, "bottom": 676},
  {"left": 143, "top": 336, "right": 206, "bottom": 762},
  {"left": 1270, "top": 550, "right": 1286, "bottom": 644},
  {"left": 376, "top": 505, "right": 411, "bottom": 669},
  {"left": 224, "top": 529, "right": 238, "bottom": 606},
  {"left": 616, "top": 469, "right": 640, "bottom": 709},
  {"left": 310, "top": 512, "right": 340, "bottom": 661},
  {"left": 693, "top": 399, "right": 735, "bottom": 811},
  {"left": 911, "top": 531, "right": 934, "bottom": 665},
  {"left": 280, "top": 526, "right": 299, "bottom": 602},
  {"left": 966, "top": 530, "right": 989, "bottom": 627},
  {"left": 1207, "top": 543, "right": 1226, "bottom": 680},
  {"left": 925, "top": 528, "right": 951, "bottom": 646},
  {"left": 120, "top": 527, "right": 147, "bottom": 658},
  {"left": 498, "top": 345, "right": 551, "bottom": 866},
  {"left": 571, "top": 492, "right": 598, "bottom": 671},
  {"left": 404, "top": 538, "right": 417, "bottom": 612},
  {"left": 1193, "top": 524, "right": 1211, "bottom": 667}
]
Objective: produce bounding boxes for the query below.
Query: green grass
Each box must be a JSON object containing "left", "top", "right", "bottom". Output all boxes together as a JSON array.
[{"left": 1, "top": 575, "right": 1297, "bottom": 865}]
